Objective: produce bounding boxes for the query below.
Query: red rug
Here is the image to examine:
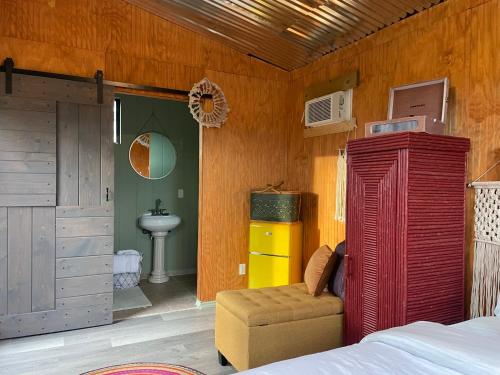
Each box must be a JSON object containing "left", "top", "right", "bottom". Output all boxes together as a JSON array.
[{"left": 81, "top": 363, "right": 206, "bottom": 375}]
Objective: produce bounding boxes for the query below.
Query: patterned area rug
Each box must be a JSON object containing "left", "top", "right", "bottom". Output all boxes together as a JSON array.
[{"left": 81, "top": 363, "right": 206, "bottom": 375}]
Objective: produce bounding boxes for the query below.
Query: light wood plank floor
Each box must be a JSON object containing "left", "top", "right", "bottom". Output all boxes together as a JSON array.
[{"left": 0, "top": 307, "right": 235, "bottom": 375}]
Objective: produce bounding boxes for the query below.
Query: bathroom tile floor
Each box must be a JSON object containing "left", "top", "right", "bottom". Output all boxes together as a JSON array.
[
  {"left": 113, "top": 274, "right": 198, "bottom": 321},
  {"left": 0, "top": 306, "right": 235, "bottom": 375}
]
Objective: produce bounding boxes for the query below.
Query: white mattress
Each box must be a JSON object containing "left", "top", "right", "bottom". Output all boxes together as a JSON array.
[{"left": 240, "top": 317, "right": 500, "bottom": 375}]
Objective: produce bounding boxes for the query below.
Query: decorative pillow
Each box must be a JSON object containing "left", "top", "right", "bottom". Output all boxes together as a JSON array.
[
  {"left": 304, "top": 245, "right": 336, "bottom": 296},
  {"left": 333, "top": 258, "right": 345, "bottom": 300},
  {"left": 328, "top": 241, "right": 346, "bottom": 299},
  {"left": 334, "top": 240, "right": 346, "bottom": 257}
]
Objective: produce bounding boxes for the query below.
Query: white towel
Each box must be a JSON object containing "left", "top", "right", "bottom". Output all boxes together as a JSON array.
[
  {"left": 114, "top": 250, "right": 141, "bottom": 274},
  {"left": 117, "top": 249, "right": 140, "bottom": 256},
  {"left": 495, "top": 292, "right": 500, "bottom": 317}
]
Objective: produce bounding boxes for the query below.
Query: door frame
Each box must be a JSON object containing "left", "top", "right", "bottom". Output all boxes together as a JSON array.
[{"left": 112, "top": 88, "right": 203, "bottom": 301}]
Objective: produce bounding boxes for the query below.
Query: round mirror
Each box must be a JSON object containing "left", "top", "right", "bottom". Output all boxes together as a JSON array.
[{"left": 129, "top": 132, "right": 176, "bottom": 179}]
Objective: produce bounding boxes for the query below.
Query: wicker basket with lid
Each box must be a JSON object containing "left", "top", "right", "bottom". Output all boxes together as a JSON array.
[{"left": 250, "top": 183, "right": 301, "bottom": 223}]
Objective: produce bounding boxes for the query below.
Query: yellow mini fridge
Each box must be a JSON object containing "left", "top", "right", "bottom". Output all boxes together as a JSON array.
[{"left": 248, "top": 221, "right": 303, "bottom": 289}]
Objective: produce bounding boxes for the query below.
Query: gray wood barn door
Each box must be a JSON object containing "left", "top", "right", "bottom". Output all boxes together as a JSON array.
[{"left": 0, "top": 73, "right": 114, "bottom": 338}]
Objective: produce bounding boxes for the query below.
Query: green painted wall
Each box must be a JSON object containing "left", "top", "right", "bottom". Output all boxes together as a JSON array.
[
  {"left": 149, "top": 133, "right": 176, "bottom": 178},
  {"left": 114, "top": 94, "right": 199, "bottom": 277}
]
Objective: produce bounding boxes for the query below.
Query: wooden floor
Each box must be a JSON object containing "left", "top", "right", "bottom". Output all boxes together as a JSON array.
[{"left": 0, "top": 307, "right": 235, "bottom": 375}]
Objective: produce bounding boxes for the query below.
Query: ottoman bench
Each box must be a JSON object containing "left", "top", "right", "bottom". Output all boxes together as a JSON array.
[{"left": 215, "top": 283, "right": 343, "bottom": 371}]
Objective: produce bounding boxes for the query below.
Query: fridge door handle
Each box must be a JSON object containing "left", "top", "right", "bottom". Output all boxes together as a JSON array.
[{"left": 249, "top": 251, "right": 289, "bottom": 258}]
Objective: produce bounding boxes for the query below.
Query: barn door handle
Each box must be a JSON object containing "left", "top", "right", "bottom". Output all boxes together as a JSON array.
[{"left": 106, "top": 187, "right": 110, "bottom": 202}]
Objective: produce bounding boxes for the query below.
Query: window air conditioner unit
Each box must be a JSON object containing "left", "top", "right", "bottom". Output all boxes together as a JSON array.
[{"left": 305, "top": 89, "right": 352, "bottom": 127}]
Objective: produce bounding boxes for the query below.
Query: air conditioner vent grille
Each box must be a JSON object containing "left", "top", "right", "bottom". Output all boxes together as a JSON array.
[
  {"left": 305, "top": 89, "right": 352, "bottom": 128},
  {"left": 307, "top": 97, "right": 332, "bottom": 124}
]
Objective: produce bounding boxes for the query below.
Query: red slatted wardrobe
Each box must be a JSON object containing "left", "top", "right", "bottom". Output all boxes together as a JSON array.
[{"left": 344, "top": 132, "right": 470, "bottom": 345}]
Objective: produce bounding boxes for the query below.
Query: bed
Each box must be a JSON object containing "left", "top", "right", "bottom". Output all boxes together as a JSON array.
[{"left": 239, "top": 317, "right": 500, "bottom": 375}]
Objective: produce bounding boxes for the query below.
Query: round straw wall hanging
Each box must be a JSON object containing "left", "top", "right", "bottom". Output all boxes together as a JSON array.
[{"left": 188, "top": 78, "right": 229, "bottom": 128}]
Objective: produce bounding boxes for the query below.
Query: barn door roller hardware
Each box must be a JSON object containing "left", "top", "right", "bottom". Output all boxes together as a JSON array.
[
  {"left": 0, "top": 57, "right": 189, "bottom": 101},
  {"left": 95, "top": 70, "right": 104, "bottom": 104},
  {"left": 1, "top": 57, "right": 105, "bottom": 103},
  {"left": 3, "top": 57, "right": 13, "bottom": 94}
]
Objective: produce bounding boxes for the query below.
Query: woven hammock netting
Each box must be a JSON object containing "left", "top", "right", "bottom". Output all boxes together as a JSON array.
[
  {"left": 470, "top": 182, "right": 500, "bottom": 317},
  {"left": 188, "top": 78, "right": 228, "bottom": 128}
]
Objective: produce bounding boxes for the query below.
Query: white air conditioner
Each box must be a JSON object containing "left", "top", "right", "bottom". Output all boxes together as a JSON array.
[{"left": 305, "top": 89, "right": 352, "bottom": 127}]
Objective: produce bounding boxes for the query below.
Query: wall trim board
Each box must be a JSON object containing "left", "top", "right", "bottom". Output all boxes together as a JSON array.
[
  {"left": 304, "top": 70, "right": 359, "bottom": 102},
  {"left": 114, "top": 94, "right": 199, "bottom": 278},
  {"left": 195, "top": 299, "right": 215, "bottom": 309},
  {"left": 115, "top": 88, "right": 188, "bottom": 103},
  {"left": 197, "top": 121, "right": 204, "bottom": 298},
  {"left": 166, "top": 268, "right": 197, "bottom": 277}
]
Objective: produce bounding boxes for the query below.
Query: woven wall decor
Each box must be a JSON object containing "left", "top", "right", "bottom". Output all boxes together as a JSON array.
[
  {"left": 188, "top": 78, "right": 229, "bottom": 128},
  {"left": 335, "top": 149, "right": 347, "bottom": 222},
  {"left": 470, "top": 181, "right": 500, "bottom": 317}
]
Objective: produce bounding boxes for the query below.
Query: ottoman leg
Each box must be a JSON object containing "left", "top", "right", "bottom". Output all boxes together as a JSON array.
[{"left": 218, "top": 351, "right": 229, "bottom": 366}]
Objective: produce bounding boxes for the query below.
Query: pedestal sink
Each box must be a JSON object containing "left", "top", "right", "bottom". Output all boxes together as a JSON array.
[{"left": 139, "top": 212, "right": 181, "bottom": 283}]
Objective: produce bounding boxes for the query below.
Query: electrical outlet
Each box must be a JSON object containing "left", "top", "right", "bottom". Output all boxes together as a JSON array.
[
  {"left": 177, "top": 189, "right": 184, "bottom": 199},
  {"left": 239, "top": 263, "right": 246, "bottom": 275}
]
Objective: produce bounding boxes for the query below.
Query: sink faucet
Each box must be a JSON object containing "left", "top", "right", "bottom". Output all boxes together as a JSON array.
[
  {"left": 152, "top": 199, "right": 162, "bottom": 215},
  {"left": 151, "top": 199, "right": 169, "bottom": 216}
]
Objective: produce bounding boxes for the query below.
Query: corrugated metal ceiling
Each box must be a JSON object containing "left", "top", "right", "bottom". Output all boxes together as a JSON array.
[{"left": 125, "top": 0, "right": 444, "bottom": 71}]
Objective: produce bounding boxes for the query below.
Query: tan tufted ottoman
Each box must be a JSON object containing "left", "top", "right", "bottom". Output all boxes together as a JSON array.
[{"left": 215, "top": 283, "right": 343, "bottom": 371}]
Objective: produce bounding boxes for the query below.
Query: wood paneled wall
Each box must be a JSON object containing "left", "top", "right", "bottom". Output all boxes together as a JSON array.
[
  {"left": 0, "top": 0, "right": 289, "bottom": 301},
  {"left": 287, "top": 0, "right": 500, "bottom": 309},
  {"left": 198, "top": 73, "right": 289, "bottom": 299},
  {"left": 1, "top": 0, "right": 498, "bottom": 304}
]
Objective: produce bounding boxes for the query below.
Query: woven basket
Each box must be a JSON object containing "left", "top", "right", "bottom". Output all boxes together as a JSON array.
[
  {"left": 113, "top": 272, "right": 141, "bottom": 290},
  {"left": 250, "top": 191, "right": 301, "bottom": 222},
  {"left": 113, "top": 252, "right": 143, "bottom": 290}
]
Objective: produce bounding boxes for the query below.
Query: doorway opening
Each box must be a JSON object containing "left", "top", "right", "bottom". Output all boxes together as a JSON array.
[{"left": 111, "top": 93, "right": 199, "bottom": 320}]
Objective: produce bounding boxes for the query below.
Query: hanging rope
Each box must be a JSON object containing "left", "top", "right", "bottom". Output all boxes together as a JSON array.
[
  {"left": 335, "top": 149, "right": 347, "bottom": 222},
  {"left": 470, "top": 182, "right": 500, "bottom": 317},
  {"left": 135, "top": 110, "right": 166, "bottom": 136},
  {"left": 335, "top": 129, "right": 352, "bottom": 222}
]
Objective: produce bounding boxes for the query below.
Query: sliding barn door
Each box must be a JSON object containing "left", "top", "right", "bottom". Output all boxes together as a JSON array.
[{"left": 0, "top": 73, "right": 114, "bottom": 338}]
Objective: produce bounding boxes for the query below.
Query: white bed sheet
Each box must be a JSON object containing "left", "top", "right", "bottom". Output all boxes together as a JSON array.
[
  {"left": 363, "top": 318, "right": 500, "bottom": 375},
  {"left": 240, "top": 317, "right": 500, "bottom": 375}
]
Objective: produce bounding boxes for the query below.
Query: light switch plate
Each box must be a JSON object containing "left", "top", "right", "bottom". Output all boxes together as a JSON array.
[
  {"left": 178, "top": 189, "right": 184, "bottom": 199},
  {"left": 239, "top": 263, "right": 246, "bottom": 275}
]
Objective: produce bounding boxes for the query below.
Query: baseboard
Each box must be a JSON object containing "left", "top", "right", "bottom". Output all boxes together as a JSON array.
[
  {"left": 196, "top": 299, "right": 215, "bottom": 309},
  {"left": 166, "top": 268, "right": 196, "bottom": 277},
  {"left": 140, "top": 268, "right": 196, "bottom": 279}
]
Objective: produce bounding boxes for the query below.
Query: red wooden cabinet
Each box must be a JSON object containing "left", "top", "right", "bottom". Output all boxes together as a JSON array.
[{"left": 344, "top": 132, "right": 470, "bottom": 345}]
